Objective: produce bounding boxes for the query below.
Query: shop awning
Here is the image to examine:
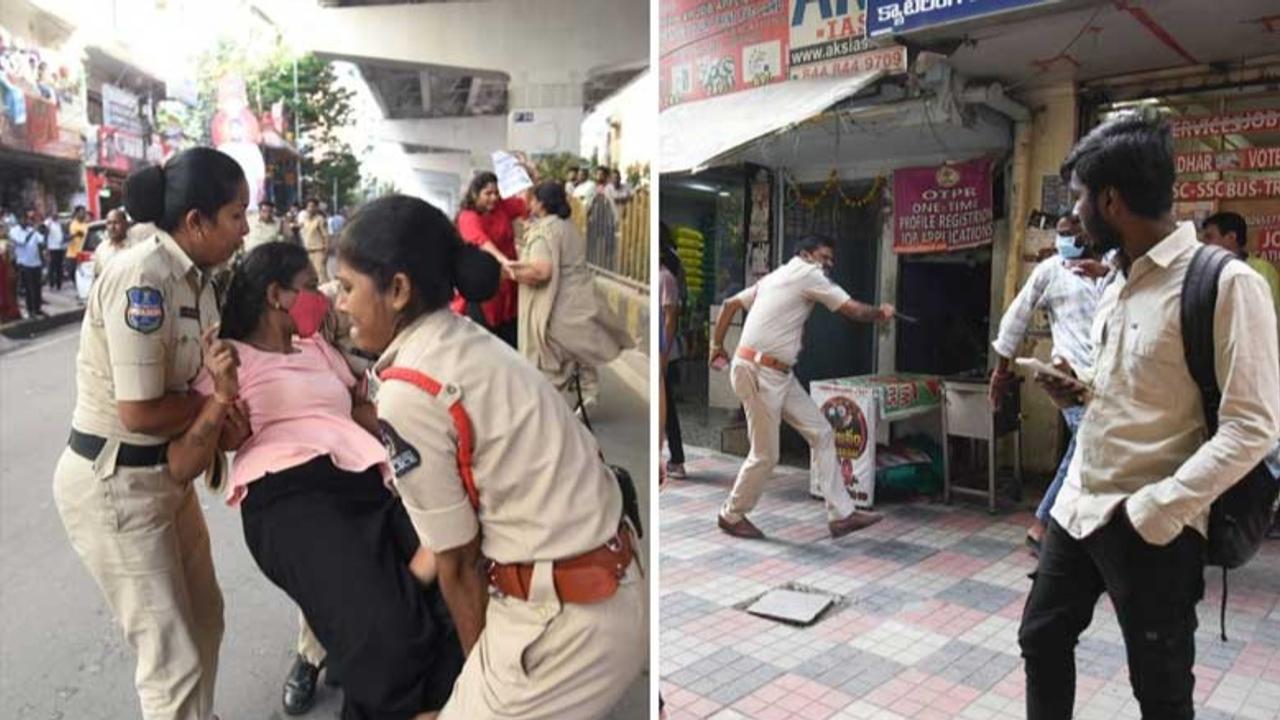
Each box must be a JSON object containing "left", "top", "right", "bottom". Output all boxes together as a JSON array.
[{"left": 659, "top": 70, "right": 883, "bottom": 175}]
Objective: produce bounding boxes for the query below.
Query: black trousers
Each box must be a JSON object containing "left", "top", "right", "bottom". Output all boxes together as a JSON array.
[
  {"left": 47, "top": 249, "right": 65, "bottom": 290},
  {"left": 664, "top": 361, "right": 685, "bottom": 465},
  {"left": 1019, "top": 514, "right": 1205, "bottom": 720},
  {"left": 241, "top": 457, "right": 463, "bottom": 720},
  {"left": 18, "top": 266, "right": 42, "bottom": 316}
]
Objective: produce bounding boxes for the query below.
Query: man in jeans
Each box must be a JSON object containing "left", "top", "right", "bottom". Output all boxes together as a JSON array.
[
  {"left": 11, "top": 209, "right": 45, "bottom": 318},
  {"left": 990, "top": 213, "right": 1116, "bottom": 552},
  {"left": 1018, "top": 113, "right": 1280, "bottom": 719}
]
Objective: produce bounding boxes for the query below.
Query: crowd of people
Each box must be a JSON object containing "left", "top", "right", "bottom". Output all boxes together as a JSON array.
[{"left": 49, "top": 147, "right": 645, "bottom": 720}]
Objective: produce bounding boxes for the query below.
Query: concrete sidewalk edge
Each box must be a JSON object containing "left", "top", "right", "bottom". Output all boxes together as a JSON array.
[{"left": 0, "top": 307, "right": 84, "bottom": 343}]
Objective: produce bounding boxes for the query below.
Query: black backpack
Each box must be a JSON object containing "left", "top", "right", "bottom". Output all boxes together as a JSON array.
[{"left": 1180, "top": 244, "right": 1280, "bottom": 639}]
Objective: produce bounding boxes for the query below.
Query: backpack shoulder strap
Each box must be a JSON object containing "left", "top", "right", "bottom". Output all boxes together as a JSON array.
[
  {"left": 1180, "top": 245, "right": 1236, "bottom": 434},
  {"left": 378, "top": 366, "right": 479, "bottom": 511}
]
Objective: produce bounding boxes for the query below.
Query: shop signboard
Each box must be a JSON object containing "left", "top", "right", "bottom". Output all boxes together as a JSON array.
[
  {"left": 893, "top": 157, "right": 994, "bottom": 253},
  {"left": 866, "top": 0, "right": 1052, "bottom": 37},
  {"left": 659, "top": 0, "right": 790, "bottom": 108},
  {"left": 1260, "top": 226, "right": 1280, "bottom": 271},
  {"left": 1176, "top": 147, "right": 1280, "bottom": 175},
  {"left": 1171, "top": 109, "right": 1280, "bottom": 140},
  {"left": 102, "top": 83, "right": 144, "bottom": 141},
  {"left": 790, "top": 43, "right": 906, "bottom": 79},
  {"left": 95, "top": 126, "right": 145, "bottom": 172},
  {"left": 1173, "top": 178, "right": 1280, "bottom": 202}
]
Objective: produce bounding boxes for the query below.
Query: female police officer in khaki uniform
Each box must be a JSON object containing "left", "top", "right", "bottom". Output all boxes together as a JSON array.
[
  {"left": 52, "top": 148, "right": 249, "bottom": 720},
  {"left": 334, "top": 195, "right": 645, "bottom": 719}
]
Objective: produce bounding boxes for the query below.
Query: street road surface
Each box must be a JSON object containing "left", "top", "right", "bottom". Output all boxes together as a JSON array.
[{"left": 0, "top": 325, "right": 651, "bottom": 719}]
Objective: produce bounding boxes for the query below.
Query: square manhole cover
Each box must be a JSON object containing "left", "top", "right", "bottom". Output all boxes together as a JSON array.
[{"left": 744, "top": 587, "right": 837, "bottom": 626}]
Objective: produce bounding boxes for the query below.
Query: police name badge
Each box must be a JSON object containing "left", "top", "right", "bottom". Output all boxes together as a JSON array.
[{"left": 125, "top": 287, "right": 165, "bottom": 334}]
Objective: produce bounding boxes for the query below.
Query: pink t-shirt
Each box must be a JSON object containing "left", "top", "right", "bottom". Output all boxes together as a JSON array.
[{"left": 194, "top": 336, "right": 390, "bottom": 506}]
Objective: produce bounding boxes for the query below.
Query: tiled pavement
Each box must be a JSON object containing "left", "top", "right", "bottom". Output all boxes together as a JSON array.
[{"left": 660, "top": 446, "right": 1280, "bottom": 720}]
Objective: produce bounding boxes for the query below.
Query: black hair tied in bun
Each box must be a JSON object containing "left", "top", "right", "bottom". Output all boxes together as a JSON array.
[
  {"left": 123, "top": 147, "right": 245, "bottom": 233},
  {"left": 124, "top": 165, "right": 166, "bottom": 224}
]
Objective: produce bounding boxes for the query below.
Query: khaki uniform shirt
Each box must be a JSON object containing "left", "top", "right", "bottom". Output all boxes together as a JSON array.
[
  {"left": 244, "top": 216, "right": 287, "bottom": 253},
  {"left": 731, "top": 256, "right": 851, "bottom": 366},
  {"left": 1053, "top": 222, "right": 1280, "bottom": 545},
  {"left": 373, "top": 310, "right": 622, "bottom": 564},
  {"left": 72, "top": 230, "right": 219, "bottom": 445},
  {"left": 92, "top": 238, "right": 132, "bottom": 279},
  {"left": 300, "top": 215, "right": 329, "bottom": 253}
]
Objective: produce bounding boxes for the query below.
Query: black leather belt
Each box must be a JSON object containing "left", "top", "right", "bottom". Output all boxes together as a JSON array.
[{"left": 68, "top": 429, "right": 168, "bottom": 467}]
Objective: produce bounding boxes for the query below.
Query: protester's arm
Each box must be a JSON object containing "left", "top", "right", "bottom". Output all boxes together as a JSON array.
[
  {"left": 990, "top": 263, "right": 1053, "bottom": 407},
  {"left": 663, "top": 302, "right": 679, "bottom": 366},
  {"left": 1126, "top": 270, "right": 1280, "bottom": 546},
  {"left": 167, "top": 326, "right": 239, "bottom": 483},
  {"left": 434, "top": 536, "right": 488, "bottom": 656},
  {"left": 505, "top": 259, "right": 553, "bottom": 285},
  {"left": 457, "top": 212, "right": 509, "bottom": 264},
  {"left": 991, "top": 261, "right": 1051, "bottom": 364}
]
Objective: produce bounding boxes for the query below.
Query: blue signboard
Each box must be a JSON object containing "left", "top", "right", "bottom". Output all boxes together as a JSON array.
[{"left": 866, "top": 0, "right": 1052, "bottom": 37}]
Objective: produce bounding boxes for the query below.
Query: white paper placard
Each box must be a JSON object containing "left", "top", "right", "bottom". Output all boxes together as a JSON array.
[{"left": 491, "top": 151, "right": 533, "bottom": 198}]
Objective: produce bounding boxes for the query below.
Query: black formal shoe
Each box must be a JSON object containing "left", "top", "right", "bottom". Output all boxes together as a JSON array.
[{"left": 282, "top": 655, "right": 323, "bottom": 716}]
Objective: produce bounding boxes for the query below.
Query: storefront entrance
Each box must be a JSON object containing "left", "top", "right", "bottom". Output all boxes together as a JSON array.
[
  {"left": 782, "top": 178, "right": 882, "bottom": 385},
  {"left": 896, "top": 249, "right": 993, "bottom": 377}
]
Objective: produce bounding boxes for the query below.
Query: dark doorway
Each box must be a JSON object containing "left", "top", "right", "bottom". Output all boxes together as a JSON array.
[
  {"left": 896, "top": 250, "right": 992, "bottom": 377},
  {"left": 783, "top": 180, "right": 882, "bottom": 387}
]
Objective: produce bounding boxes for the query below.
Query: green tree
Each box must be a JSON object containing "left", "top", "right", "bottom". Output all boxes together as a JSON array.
[{"left": 192, "top": 40, "right": 361, "bottom": 208}]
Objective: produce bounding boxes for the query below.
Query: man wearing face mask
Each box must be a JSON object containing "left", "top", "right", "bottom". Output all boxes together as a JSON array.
[
  {"left": 709, "top": 235, "right": 895, "bottom": 540},
  {"left": 990, "top": 213, "right": 1117, "bottom": 553}
]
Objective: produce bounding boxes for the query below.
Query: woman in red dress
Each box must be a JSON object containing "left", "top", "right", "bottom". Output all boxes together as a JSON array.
[{"left": 452, "top": 168, "right": 533, "bottom": 347}]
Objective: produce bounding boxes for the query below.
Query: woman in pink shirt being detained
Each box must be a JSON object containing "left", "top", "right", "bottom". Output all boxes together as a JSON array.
[{"left": 167, "top": 242, "right": 463, "bottom": 720}]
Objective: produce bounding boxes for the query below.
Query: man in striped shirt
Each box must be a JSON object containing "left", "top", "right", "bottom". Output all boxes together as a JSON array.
[{"left": 990, "top": 213, "right": 1118, "bottom": 552}]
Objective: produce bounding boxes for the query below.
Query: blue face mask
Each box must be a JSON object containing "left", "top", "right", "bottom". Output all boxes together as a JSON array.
[{"left": 1056, "top": 233, "right": 1085, "bottom": 259}]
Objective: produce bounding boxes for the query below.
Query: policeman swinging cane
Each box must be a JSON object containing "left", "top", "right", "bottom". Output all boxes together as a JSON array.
[{"left": 709, "top": 235, "right": 895, "bottom": 540}]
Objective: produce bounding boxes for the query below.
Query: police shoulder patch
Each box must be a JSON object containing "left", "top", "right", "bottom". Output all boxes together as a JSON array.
[
  {"left": 378, "top": 420, "right": 421, "bottom": 478},
  {"left": 124, "top": 286, "right": 165, "bottom": 334}
]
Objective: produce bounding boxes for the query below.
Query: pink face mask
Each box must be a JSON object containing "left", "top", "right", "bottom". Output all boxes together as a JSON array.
[{"left": 288, "top": 290, "right": 330, "bottom": 338}]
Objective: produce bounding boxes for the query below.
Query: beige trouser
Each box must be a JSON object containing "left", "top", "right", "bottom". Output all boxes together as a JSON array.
[
  {"left": 52, "top": 444, "right": 224, "bottom": 720},
  {"left": 296, "top": 611, "right": 326, "bottom": 666},
  {"left": 722, "top": 358, "right": 857, "bottom": 523},
  {"left": 307, "top": 248, "right": 329, "bottom": 283},
  {"left": 440, "top": 559, "right": 646, "bottom": 719}
]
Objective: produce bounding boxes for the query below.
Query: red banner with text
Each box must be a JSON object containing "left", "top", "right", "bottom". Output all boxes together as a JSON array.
[{"left": 892, "top": 158, "right": 994, "bottom": 254}]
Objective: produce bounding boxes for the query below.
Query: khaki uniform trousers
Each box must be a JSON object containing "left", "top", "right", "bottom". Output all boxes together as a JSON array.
[
  {"left": 440, "top": 559, "right": 646, "bottom": 719},
  {"left": 52, "top": 444, "right": 224, "bottom": 720},
  {"left": 722, "top": 358, "right": 856, "bottom": 523},
  {"left": 296, "top": 610, "right": 326, "bottom": 666},
  {"left": 307, "top": 248, "right": 329, "bottom": 284}
]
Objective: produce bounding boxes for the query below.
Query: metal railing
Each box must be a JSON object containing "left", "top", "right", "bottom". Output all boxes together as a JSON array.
[{"left": 584, "top": 188, "right": 649, "bottom": 288}]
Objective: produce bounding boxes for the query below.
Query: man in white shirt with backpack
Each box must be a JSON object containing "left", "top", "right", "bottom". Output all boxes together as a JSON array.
[{"left": 1018, "top": 113, "right": 1280, "bottom": 720}]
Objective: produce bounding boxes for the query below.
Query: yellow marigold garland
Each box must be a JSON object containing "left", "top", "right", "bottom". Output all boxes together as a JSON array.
[{"left": 789, "top": 170, "right": 885, "bottom": 210}]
